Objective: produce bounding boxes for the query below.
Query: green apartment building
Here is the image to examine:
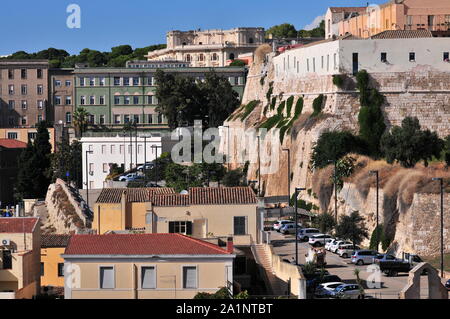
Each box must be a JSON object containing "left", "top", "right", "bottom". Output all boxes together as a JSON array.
[{"left": 74, "top": 62, "right": 247, "bottom": 132}]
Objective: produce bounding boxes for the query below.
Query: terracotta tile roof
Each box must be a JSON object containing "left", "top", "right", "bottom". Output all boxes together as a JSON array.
[
  {"left": 0, "top": 217, "right": 39, "bottom": 233},
  {"left": 329, "top": 7, "right": 366, "bottom": 13},
  {"left": 0, "top": 139, "right": 27, "bottom": 149},
  {"left": 152, "top": 187, "right": 258, "bottom": 207},
  {"left": 64, "top": 233, "right": 231, "bottom": 256},
  {"left": 96, "top": 188, "right": 175, "bottom": 203},
  {"left": 41, "top": 234, "right": 71, "bottom": 248},
  {"left": 371, "top": 30, "right": 433, "bottom": 39}
]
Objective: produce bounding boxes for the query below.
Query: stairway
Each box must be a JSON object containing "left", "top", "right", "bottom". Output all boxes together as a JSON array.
[{"left": 253, "top": 244, "right": 287, "bottom": 296}]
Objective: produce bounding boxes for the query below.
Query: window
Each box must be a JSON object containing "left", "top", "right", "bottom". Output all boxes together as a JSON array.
[
  {"left": 124, "top": 115, "right": 130, "bottom": 123},
  {"left": 99, "top": 115, "right": 105, "bottom": 125},
  {"left": 444, "top": 52, "right": 449, "bottom": 62},
  {"left": 406, "top": 15, "right": 413, "bottom": 26},
  {"left": 21, "top": 100, "right": 27, "bottom": 109},
  {"left": 28, "top": 132, "right": 37, "bottom": 141},
  {"left": 111, "top": 145, "right": 115, "bottom": 154},
  {"left": 120, "top": 144, "right": 124, "bottom": 154},
  {"left": 199, "top": 54, "right": 204, "bottom": 62},
  {"left": 114, "top": 77, "right": 121, "bottom": 86},
  {"left": 8, "top": 85, "right": 14, "bottom": 95},
  {"left": 65, "top": 96, "right": 72, "bottom": 105},
  {"left": 2, "top": 250, "right": 12, "bottom": 269},
  {"left": 124, "top": 77, "right": 130, "bottom": 86},
  {"left": 100, "top": 96, "right": 105, "bottom": 105},
  {"left": 409, "top": 52, "right": 416, "bottom": 62},
  {"left": 65, "top": 80, "right": 72, "bottom": 87},
  {"left": 133, "top": 114, "right": 139, "bottom": 124},
  {"left": 234, "top": 216, "right": 246, "bottom": 235},
  {"left": 21, "top": 84, "right": 27, "bottom": 95},
  {"left": 381, "top": 52, "right": 387, "bottom": 63},
  {"left": 37, "top": 115, "right": 43, "bottom": 122},
  {"left": 186, "top": 54, "right": 191, "bottom": 62},
  {"left": 66, "top": 112, "right": 72, "bottom": 124},
  {"left": 133, "top": 77, "right": 140, "bottom": 86},
  {"left": 79, "top": 77, "right": 85, "bottom": 87},
  {"left": 99, "top": 266, "right": 115, "bottom": 289},
  {"left": 8, "top": 100, "right": 15, "bottom": 110},
  {"left": 103, "top": 163, "right": 109, "bottom": 173},
  {"left": 58, "top": 263, "right": 64, "bottom": 277},
  {"left": 90, "top": 96, "right": 95, "bottom": 105},
  {"left": 428, "top": 15, "right": 435, "bottom": 27},
  {"left": 168, "top": 221, "right": 192, "bottom": 235},
  {"left": 80, "top": 96, "right": 86, "bottom": 105},
  {"left": 133, "top": 96, "right": 139, "bottom": 105},
  {"left": 157, "top": 114, "right": 163, "bottom": 124},
  {"left": 37, "top": 69, "right": 43, "bottom": 79},
  {"left": 55, "top": 96, "right": 61, "bottom": 105},
  {"left": 183, "top": 266, "right": 197, "bottom": 289},
  {"left": 21, "top": 117, "right": 27, "bottom": 126},
  {"left": 37, "top": 85, "right": 43, "bottom": 95},
  {"left": 148, "top": 96, "right": 154, "bottom": 104},
  {"left": 101, "top": 145, "right": 106, "bottom": 154},
  {"left": 114, "top": 96, "right": 120, "bottom": 105},
  {"left": 55, "top": 80, "right": 61, "bottom": 87},
  {"left": 88, "top": 114, "right": 94, "bottom": 124},
  {"left": 148, "top": 114, "right": 153, "bottom": 124},
  {"left": 124, "top": 96, "right": 130, "bottom": 105},
  {"left": 7, "top": 132, "right": 18, "bottom": 139},
  {"left": 212, "top": 53, "right": 218, "bottom": 61},
  {"left": 89, "top": 77, "right": 95, "bottom": 86},
  {"left": 99, "top": 77, "right": 106, "bottom": 86},
  {"left": 41, "top": 263, "right": 44, "bottom": 276},
  {"left": 141, "top": 267, "right": 156, "bottom": 289},
  {"left": 8, "top": 69, "right": 14, "bottom": 79},
  {"left": 114, "top": 115, "right": 121, "bottom": 124}
]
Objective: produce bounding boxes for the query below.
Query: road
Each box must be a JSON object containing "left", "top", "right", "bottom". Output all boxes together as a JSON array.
[{"left": 268, "top": 231, "right": 447, "bottom": 299}]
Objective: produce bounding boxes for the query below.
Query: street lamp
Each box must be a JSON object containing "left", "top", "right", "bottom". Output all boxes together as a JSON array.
[
  {"left": 294, "top": 187, "right": 306, "bottom": 265},
  {"left": 432, "top": 177, "right": 445, "bottom": 278},
  {"left": 282, "top": 148, "right": 291, "bottom": 204},
  {"left": 370, "top": 170, "right": 380, "bottom": 251},
  {"left": 85, "top": 150, "right": 93, "bottom": 214},
  {"left": 328, "top": 160, "right": 338, "bottom": 223},
  {"left": 257, "top": 135, "right": 261, "bottom": 196}
]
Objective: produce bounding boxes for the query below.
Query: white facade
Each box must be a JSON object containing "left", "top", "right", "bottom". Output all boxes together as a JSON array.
[
  {"left": 274, "top": 37, "right": 450, "bottom": 81},
  {"left": 81, "top": 135, "right": 162, "bottom": 189}
]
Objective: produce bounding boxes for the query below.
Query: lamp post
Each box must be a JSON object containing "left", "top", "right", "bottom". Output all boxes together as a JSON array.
[
  {"left": 432, "top": 177, "right": 444, "bottom": 278},
  {"left": 328, "top": 160, "right": 338, "bottom": 223},
  {"left": 223, "top": 126, "right": 231, "bottom": 171},
  {"left": 151, "top": 145, "right": 162, "bottom": 186},
  {"left": 294, "top": 187, "right": 306, "bottom": 265},
  {"left": 257, "top": 135, "right": 261, "bottom": 196},
  {"left": 370, "top": 170, "right": 380, "bottom": 251},
  {"left": 141, "top": 135, "right": 152, "bottom": 184},
  {"left": 85, "top": 150, "right": 93, "bottom": 214},
  {"left": 282, "top": 148, "right": 291, "bottom": 203}
]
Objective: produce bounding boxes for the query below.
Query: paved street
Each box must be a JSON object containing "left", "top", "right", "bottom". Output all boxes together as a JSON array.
[{"left": 268, "top": 231, "right": 447, "bottom": 299}]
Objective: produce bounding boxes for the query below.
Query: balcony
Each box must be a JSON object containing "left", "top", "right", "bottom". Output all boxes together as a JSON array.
[{"left": 0, "top": 292, "right": 15, "bottom": 299}]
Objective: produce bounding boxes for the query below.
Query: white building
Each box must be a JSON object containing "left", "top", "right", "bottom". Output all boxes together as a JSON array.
[
  {"left": 273, "top": 30, "right": 450, "bottom": 81},
  {"left": 81, "top": 134, "right": 162, "bottom": 189}
]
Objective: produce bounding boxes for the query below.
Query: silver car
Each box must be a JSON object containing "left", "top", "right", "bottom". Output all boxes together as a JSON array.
[
  {"left": 351, "top": 250, "right": 379, "bottom": 265},
  {"left": 331, "top": 284, "right": 364, "bottom": 299},
  {"left": 280, "top": 223, "right": 301, "bottom": 235}
]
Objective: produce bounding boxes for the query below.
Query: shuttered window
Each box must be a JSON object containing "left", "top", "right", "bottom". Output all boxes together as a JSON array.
[
  {"left": 141, "top": 267, "right": 156, "bottom": 289},
  {"left": 234, "top": 216, "right": 247, "bottom": 235},
  {"left": 100, "top": 267, "right": 115, "bottom": 289},
  {"left": 183, "top": 266, "right": 197, "bottom": 289},
  {"left": 168, "top": 221, "right": 192, "bottom": 235}
]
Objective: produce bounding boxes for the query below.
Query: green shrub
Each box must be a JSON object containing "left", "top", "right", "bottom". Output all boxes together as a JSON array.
[
  {"left": 259, "top": 114, "right": 282, "bottom": 130},
  {"left": 277, "top": 100, "right": 286, "bottom": 116},
  {"left": 240, "top": 100, "right": 260, "bottom": 120},
  {"left": 266, "top": 83, "right": 274, "bottom": 101},
  {"left": 311, "top": 94, "right": 325, "bottom": 117},
  {"left": 286, "top": 96, "right": 294, "bottom": 116},
  {"left": 332, "top": 74, "right": 344, "bottom": 89},
  {"left": 270, "top": 96, "right": 277, "bottom": 110}
]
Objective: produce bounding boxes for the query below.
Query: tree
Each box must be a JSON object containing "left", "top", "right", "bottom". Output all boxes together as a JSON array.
[
  {"left": 380, "top": 116, "right": 444, "bottom": 168},
  {"left": 222, "top": 168, "right": 246, "bottom": 187},
  {"left": 313, "top": 212, "right": 336, "bottom": 234},
  {"left": 73, "top": 107, "right": 90, "bottom": 137},
  {"left": 229, "top": 59, "right": 246, "bottom": 67},
  {"left": 298, "top": 20, "right": 325, "bottom": 38},
  {"left": 311, "top": 131, "right": 367, "bottom": 169},
  {"left": 15, "top": 122, "right": 53, "bottom": 200},
  {"left": 52, "top": 139, "right": 82, "bottom": 188},
  {"left": 335, "top": 211, "right": 369, "bottom": 249},
  {"left": 444, "top": 135, "right": 450, "bottom": 166},
  {"left": 266, "top": 23, "right": 297, "bottom": 39}
]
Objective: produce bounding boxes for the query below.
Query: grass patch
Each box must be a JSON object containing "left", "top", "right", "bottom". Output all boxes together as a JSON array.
[
  {"left": 259, "top": 114, "right": 282, "bottom": 130},
  {"left": 286, "top": 96, "right": 294, "bottom": 117},
  {"left": 311, "top": 94, "right": 325, "bottom": 117},
  {"left": 277, "top": 100, "right": 286, "bottom": 116}
]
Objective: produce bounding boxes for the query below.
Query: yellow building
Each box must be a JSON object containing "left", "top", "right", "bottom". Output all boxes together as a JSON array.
[
  {"left": 0, "top": 127, "right": 56, "bottom": 152},
  {"left": 0, "top": 217, "right": 41, "bottom": 299},
  {"left": 93, "top": 187, "right": 260, "bottom": 246},
  {"left": 40, "top": 234, "right": 71, "bottom": 294},
  {"left": 62, "top": 233, "right": 235, "bottom": 299}
]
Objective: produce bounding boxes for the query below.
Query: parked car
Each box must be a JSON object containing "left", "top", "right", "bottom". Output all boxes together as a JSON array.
[
  {"left": 309, "top": 234, "right": 334, "bottom": 247},
  {"left": 273, "top": 220, "right": 293, "bottom": 232},
  {"left": 376, "top": 254, "right": 423, "bottom": 277},
  {"left": 445, "top": 279, "right": 450, "bottom": 291},
  {"left": 280, "top": 223, "right": 302, "bottom": 235},
  {"left": 297, "top": 228, "right": 320, "bottom": 241},
  {"left": 351, "top": 250, "right": 379, "bottom": 265},
  {"left": 118, "top": 173, "right": 138, "bottom": 181},
  {"left": 337, "top": 244, "right": 360, "bottom": 258},
  {"left": 330, "top": 240, "right": 352, "bottom": 254},
  {"left": 307, "top": 274, "right": 342, "bottom": 291},
  {"left": 331, "top": 284, "right": 364, "bottom": 299},
  {"left": 314, "top": 282, "right": 345, "bottom": 299},
  {"left": 325, "top": 239, "right": 340, "bottom": 251},
  {"left": 137, "top": 163, "right": 154, "bottom": 171}
]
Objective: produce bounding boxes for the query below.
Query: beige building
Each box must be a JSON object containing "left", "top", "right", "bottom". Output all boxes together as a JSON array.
[
  {"left": 0, "top": 60, "right": 49, "bottom": 128},
  {"left": 146, "top": 28, "right": 265, "bottom": 67},
  {"left": 62, "top": 233, "right": 235, "bottom": 299},
  {"left": 0, "top": 127, "right": 56, "bottom": 152},
  {"left": 325, "top": 0, "right": 450, "bottom": 39},
  {"left": 93, "top": 187, "right": 260, "bottom": 246},
  {"left": 0, "top": 217, "right": 41, "bottom": 299},
  {"left": 49, "top": 68, "right": 74, "bottom": 126}
]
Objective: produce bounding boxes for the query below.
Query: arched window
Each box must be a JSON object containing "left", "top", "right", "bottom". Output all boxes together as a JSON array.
[
  {"left": 249, "top": 37, "right": 254, "bottom": 44},
  {"left": 229, "top": 53, "right": 235, "bottom": 60},
  {"left": 199, "top": 54, "right": 205, "bottom": 62}
]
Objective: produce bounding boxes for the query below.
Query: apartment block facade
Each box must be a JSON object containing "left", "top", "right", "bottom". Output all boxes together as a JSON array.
[
  {"left": 0, "top": 60, "right": 49, "bottom": 128},
  {"left": 74, "top": 65, "right": 246, "bottom": 130},
  {"left": 49, "top": 68, "right": 75, "bottom": 126}
]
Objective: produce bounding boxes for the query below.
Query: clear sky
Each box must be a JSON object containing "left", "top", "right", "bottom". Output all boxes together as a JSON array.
[{"left": 0, "top": 0, "right": 385, "bottom": 56}]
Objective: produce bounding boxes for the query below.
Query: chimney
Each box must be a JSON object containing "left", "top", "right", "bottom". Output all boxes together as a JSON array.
[{"left": 226, "top": 237, "right": 234, "bottom": 253}]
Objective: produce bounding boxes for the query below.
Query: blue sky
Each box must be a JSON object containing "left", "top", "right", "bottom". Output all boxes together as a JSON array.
[{"left": 0, "top": 0, "right": 384, "bottom": 55}]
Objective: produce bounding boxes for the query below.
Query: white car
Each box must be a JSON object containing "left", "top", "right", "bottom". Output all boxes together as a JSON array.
[
  {"left": 273, "top": 220, "right": 293, "bottom": 232},
  {"left": 314, "top": 282, "right": 346, "bottom": 298},
  {"left": 308, "top": 234, "right": 334, "bottom": 247},
  {"left": 330, "top": 240, "right": 352, "bottom": 253},
  {"left": 337, "top": 244, "right": 360, "bottom": 258},
  {"left": 325, "top": 239, "right": 340, "bottom": 251},
  {"left": 297, "top": 228, "right": 320, "bottom": 241}
]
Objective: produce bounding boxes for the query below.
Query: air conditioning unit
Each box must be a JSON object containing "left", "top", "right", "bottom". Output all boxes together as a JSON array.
[{"left": 1, "top": 239, "right": 11, "bottom": 246}]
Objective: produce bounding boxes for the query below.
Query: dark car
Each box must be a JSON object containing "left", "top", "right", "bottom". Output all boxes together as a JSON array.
[{"left": 445, "top": 279, "right": 450, "bottom": 291}]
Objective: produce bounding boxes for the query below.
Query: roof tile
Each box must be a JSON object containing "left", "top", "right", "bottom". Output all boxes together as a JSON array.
[{"left": 0, "top": 218, "right": 39, "bottom": 233}]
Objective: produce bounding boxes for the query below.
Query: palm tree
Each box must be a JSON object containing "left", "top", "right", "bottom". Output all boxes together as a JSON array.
[{"left": 73, "top": 107, "right": 90, "bottom": 137}]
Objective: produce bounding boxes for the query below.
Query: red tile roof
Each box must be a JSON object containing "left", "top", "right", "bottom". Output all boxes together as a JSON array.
[
  {"left": 0, "top": 139, "right": 27, "bottom": 149},
  {"left": 329, "top": 7, "right": 366, "bottom": 13},
  {"left": 96, "top": 188, "right": 175, "bottom": 203},
  {"left": 64, "top": 233, "right": 231, "bottom": 256},
  {"left": 371, "top": 30, "right": 433, "bottom": 39},
  {"left": 0, "top": 217, "right": 39, "bottom": 233},
  {"left": 41, "top": 234, "right": 72, "bottom": 248}
]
